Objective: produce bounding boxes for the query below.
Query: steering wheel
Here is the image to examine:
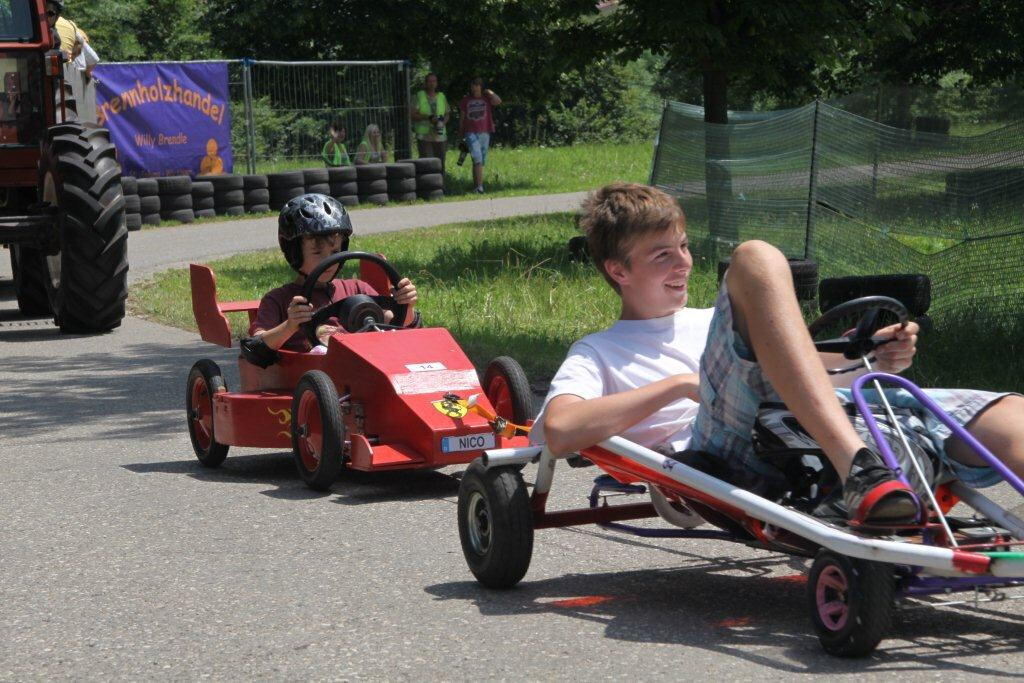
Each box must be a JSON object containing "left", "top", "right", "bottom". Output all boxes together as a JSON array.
[
  {"left": 808, "top": 295, "right": 909, "bottom": 364},
  {"left": 300, "top": 251, "right": 407, "bottom": 347}
]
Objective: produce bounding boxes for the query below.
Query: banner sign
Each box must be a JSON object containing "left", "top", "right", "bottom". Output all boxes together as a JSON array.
[{"left": 94, "top": 62, "right": 232, "bottom": 178}]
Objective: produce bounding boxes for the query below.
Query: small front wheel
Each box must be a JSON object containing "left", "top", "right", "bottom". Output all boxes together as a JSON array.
[
  {"left": 457, "top": 461, "right": 533, "bottom": 588},
  {"left": 291, "top": 370, "right": 345, "bottom": 491},
  {"left": 807, "top": 549, "right": 895, "bottom": 657},
  {"left": 186, "top": 359, "right": 229, "bottom": 467},
  {"left": 483, "top": 356, "right": 533, "bottom": 424}
]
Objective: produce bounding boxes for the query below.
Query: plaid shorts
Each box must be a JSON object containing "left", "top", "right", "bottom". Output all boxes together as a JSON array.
[{"left": 690, "top": 280, "right": 1015, "bottom": 490}]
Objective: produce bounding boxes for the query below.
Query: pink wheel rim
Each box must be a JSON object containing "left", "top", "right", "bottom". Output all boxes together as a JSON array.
[
  {"left": 816, "top": 564, "right": 850, "bottom": 631},
  {"left": 297, "top": 391, "right": 323, "bottom": 472},
  {"left": 190, "top": 378, "right": 213, "bottom": 450},
  {"left": 487, "top": 375, "right": 513, "bottom": 421}
]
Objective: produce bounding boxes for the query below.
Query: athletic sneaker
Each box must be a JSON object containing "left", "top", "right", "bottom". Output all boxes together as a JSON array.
[
  {"left": 843, "top": 447, "right": 920, "bottom": 526},
  {"left": 475, "top": 185, "right": 484, "bottom": 194}
]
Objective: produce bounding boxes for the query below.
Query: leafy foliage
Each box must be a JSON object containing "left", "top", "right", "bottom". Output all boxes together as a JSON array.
[{"left": 69, "top": 0, "right": 214, "bottom": 62}]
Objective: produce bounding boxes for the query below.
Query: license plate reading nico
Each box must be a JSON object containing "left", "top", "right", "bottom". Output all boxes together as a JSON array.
[{"left": 441, "top": 433, "right": 496, "bottom": 453}]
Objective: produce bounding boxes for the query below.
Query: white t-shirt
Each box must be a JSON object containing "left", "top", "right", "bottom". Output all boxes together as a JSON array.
[{"left": 533, "top": 307, "right": 715, "bottom": 453}]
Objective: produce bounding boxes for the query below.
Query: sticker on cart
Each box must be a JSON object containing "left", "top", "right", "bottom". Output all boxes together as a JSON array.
[
  {"left": 406, "top": 362, "right": 446, "bottom": 372},
  {"left": 441, "top": 432, "right": 496, "bottom": 453}
]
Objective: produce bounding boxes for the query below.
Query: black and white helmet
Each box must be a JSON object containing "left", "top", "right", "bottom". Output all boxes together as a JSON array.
[{"left": 277, "top": 193, "right": 353, "bottom": 272}]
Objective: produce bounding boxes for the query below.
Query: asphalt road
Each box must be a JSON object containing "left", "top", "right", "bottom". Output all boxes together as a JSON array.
[{"left": 3, "top": 193, "right": 1024, "bottom": 680}]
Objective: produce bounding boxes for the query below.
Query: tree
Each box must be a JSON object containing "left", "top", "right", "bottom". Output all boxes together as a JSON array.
[{"left": 69, "top": 0, "right": 215, "bottom": 62}]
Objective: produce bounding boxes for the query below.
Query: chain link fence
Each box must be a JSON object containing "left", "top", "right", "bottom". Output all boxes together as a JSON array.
[{"left": 650, "top": 87, "right": 1024, "bottom": 322}]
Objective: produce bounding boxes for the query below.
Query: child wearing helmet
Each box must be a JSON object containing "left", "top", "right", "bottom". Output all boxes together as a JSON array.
[{"left": 250, "top": 193, "right": 419, "bottom": 353}]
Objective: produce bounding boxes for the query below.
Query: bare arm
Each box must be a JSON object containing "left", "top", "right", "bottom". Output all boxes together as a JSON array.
[
  {"left": 485, "top": 89, "right": 501, "bottom": 106},
  {"left": 253, "top": 295, "right": 312, "bottom": 350},
  {"left": 543, "top": 373, "right": 699, "bottom": 455}
]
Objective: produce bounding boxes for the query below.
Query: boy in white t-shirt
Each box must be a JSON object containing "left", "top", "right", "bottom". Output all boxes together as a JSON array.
[{"left": 536, "top": 183, "right": 1024, "bottom": 527}]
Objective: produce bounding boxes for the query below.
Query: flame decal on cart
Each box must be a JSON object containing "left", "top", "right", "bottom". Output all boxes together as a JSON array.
[{"left": 268, "top": 407, "right": 292, "bottom": 439}]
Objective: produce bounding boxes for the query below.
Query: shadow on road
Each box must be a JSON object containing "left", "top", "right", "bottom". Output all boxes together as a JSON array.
[{"left": 425, "top": 559, "right": 1024, "bottom": 675}]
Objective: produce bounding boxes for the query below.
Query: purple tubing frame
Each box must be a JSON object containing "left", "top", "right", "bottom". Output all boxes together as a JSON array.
[{"left": 851, "top": 372, "right": 1024, "bottom": 498}]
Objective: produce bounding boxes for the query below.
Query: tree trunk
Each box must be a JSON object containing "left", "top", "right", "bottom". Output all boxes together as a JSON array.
[{"left": 703, "top": 67, "right": 735, "bottom": 250}]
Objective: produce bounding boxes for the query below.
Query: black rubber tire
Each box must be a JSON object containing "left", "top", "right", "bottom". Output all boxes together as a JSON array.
[
  {"left": 327, "top": 166, "right": 356, "bottom": 183},
  {"left": 355, "top": 163, "right": 386, "bottom": 181},
  {"left": 337, "top": 195, "right": 359, "bottom": 207},
  {"left": 269, "top": 187, "right": 305, "bottom": 209},
  {"left": 357, "top": 179, "right": 387, "bottom": 196},
  {"left": 120, "top": 176, "right": 137, "bottom": 195},
  {"left": 159, "top": 194, "right": 193, "bottom": 212},
  {"left": 302, "top": 168, "right": 330, "bottom": 185},
  {"left": 807, "top": 550, "right": 894, "bottom": 657},
  {"left": 416, "top": 189, "right": 444, "bottom": 201},
  {"left": 139, "top": 195, "right": 160, "bottom": 214},
  {"left": 223, "top": 206, "right": 245, "bottom": 216},
  {"left": 416, "top": 172, "right": 444, "bottom": 191},
  {"left": 390, "top": 192, "right": 417, "bottom": 203},
  {"left": 717, "top": 257, "right": 819, "bottom": 302},
  {"left": 165, "top": 208, "right": 195, "bottom": 223},
  {"left": 10, "top": 245, "right": 52, "bottom": 316},
  {"left": 156, "top": 175, "right": 192, "bottom": 195},
  {"left": 193, "top": 196, "right": 215, "bottom": 211},
  {"left": 457, "top": 460, "right": 533, "bottom": 588},
  {"left": 386, "top": 162, "right": 415, "bottom": 179},
  {"left": 399, "top": 157, "right": 442, "bottom": 174},
  {"left": 267, "top": 170, "right": 305, "bottom": 189},
  {"left": 291, "top": 370, "right": 345, "bottom": 491},
  {"left": 38, "top": 123, "right": 128, "bottom": 333},
  {"left": 205, "top": 174, "right": 243, "bottom": 192},
  {"left": 242, "top": 174, "right": 268, "bottom": 190},
  {"left": 330, "top": 182, "right": 358, "bottom": 198},
  {"left": 186, "top": 359, "right": 230, "bottom": 467},
  {"left": 819, "top": 274, "right": 931, "bottom": 318},
  {"left": 191, "top": 180, "right": 214, "bottom": 198},
  {"left": 141, "top": 213, "right": 161, "bottom": 226},
  {"left": 387, "top": 177, "right": 416, "bottom": 194},
  {"left": 135, "top": 177, "right": 158, "bottom": 196},
  {"left": 482, "top": 356, "right": 534, "bottom": 424},
  {"left": 213, "top": 189, "right": 244, "bottom": 206},
  {"left": 361, "top": 193, "right": 388, "bottom": 205},
  {"left": 124, "top": 193, "right": 140, "bottom": 214},
  {"left": 304, "top": 183, "right": 330, "bottom": 196},
  {"left": 243, "top": 188, "right": 269, "bottom": 205},
  {"left": 194, "top": 208, "right": 217, "bottom": 219},
  {"left": 125, "top": 213, "right": 142, "bottom": 231},
  {"left": 245, "top": 203, "right": 271, "bottom": 214}
]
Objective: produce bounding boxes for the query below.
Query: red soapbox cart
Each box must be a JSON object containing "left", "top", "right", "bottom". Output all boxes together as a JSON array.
[{"left": 185, "top": 251, "right": 533, "bottom": 491}]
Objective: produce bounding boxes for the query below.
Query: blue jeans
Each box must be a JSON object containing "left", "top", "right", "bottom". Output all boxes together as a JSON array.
[{"left": 465, "top": 132, "right": 490, "bottom": 165}]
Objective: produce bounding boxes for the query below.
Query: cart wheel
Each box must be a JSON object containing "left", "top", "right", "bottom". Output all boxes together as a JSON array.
[
  {"left": 807, "top": 550, "right": 895, "bottom": 657},
  {"left": 186, "top": 359, "right": 229, "bottom": 467},
  {"left": 457, "top": 460, "right": 533, "bottom": 588},
  {"left": 291, "top": 370, "right": 345, "bottom": 491},
  {"left": 483, "top": 356, "right": 533, "bottom": 424}
]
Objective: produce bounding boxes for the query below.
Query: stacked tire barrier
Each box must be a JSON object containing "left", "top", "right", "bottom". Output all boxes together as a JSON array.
[
  {"left": 328, "top": 166, "right": 358, "bottom": 206},
  {"left": 267, "top": 171, "right": 305, "bottom": 210},
  {"left": 243, "top": 174, "right": 270, "bottom": 213},
  {"left": 303, "top": 168, "right": 330, "bottom": 196},
  {"left": 386, "top": 163, "right": 416, "bottom": 202},
  {"left": 121, "top": 176, "right": 142, "bottom": 231},
  {"left": 157, "top": 175, "right": 194, "bottom": 224},
  {"left": 356, "top": 164, "right": 388, "bottom": 205},
  {"left": 137, "top": 178, "right": 160, "bottom": 226},
  {"left": 399, "top": 158, "right": 444, "bottom": 200},
  {"left": 192, "top": 180, "right": 216, "bottom": 219},
  {"left": 207, "top": 174, "right": 245, "bottom": 216}
]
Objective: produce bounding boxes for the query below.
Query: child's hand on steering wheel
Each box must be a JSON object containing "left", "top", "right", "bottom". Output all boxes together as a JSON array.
[
  {"left": 392, "top": 278, "right": 418, "bottom": 306},
  {"left": 873, "top": 320, "right": 919, "bottom": 373}
]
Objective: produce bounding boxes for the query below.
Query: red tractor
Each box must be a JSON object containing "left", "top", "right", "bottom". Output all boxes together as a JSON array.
[{"left": 1, "top": 0, "right": 127, "bottom": 332}]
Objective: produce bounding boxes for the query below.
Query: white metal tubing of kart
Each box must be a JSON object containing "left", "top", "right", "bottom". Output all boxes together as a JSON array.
[
  {"left": 533, "top": 446, "right": 558, "bottom": 497},
  {"left": 950, "top": 480, "right": 1024, "bottom": 541},
  {"left": 481, "top": 446, "right": 543, "bottom": 468},
  {"left": 858, "top": 357, "right": 959, "bottom": 548},
  {"left": 597, "top": 435, "right": 986, "bottom": 575}
]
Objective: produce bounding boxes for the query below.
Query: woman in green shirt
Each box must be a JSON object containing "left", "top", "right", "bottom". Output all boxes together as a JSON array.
[
  {"left": 410, "top": 73, "right": 448, "bottom": 175},
  {"left": 322, "top": 120, "right": 351, "bottom": 167}
]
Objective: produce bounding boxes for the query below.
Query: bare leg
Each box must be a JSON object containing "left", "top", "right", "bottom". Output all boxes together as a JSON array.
[
  {"left": 945, "top": 395, "right": 1024, "bottom": 481},
  {"left": 473, "top": 162, "right": 484, "bottom": 189},
  {"left": 726, "top": 241, "right": 864, "bottom": 480}
]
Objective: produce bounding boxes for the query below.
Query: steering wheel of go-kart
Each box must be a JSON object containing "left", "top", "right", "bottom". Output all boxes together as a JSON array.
[
  {"left": 808, "top": 295, "right": 909, "bottom": 370},
  {"left": 300, "top": 251, "right": 408, "bottom": 347}
]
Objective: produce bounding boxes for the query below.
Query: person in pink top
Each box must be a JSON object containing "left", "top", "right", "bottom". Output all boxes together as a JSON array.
[{"left": 458, "top": 76, "right": 501, "bottom": 194}]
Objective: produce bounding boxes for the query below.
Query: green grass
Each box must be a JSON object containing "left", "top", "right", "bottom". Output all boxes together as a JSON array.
[{"left": 134, "top": 211, "right": 1023, "bottom": 391}]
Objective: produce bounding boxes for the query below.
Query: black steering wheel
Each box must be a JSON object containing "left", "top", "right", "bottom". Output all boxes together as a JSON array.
[
  {"left": 808, "top": 295, "right": 909, "bottom": 363},
  {"left": 300, "top": 251, "right": 407, "bottom": 346}
]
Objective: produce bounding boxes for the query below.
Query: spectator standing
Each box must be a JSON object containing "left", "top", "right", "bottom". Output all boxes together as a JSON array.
[
  {"left": 321, "top": 120, "right": 351, "bottom": 167},
  {"left": 459, "top": 77, "right": 501, "bottom": 194},
  {"left": 354, "top": 124, "right": 389, "bottom": 164},
  {"left": 410, "top": 73, "right": 449, "bottom": 175}
]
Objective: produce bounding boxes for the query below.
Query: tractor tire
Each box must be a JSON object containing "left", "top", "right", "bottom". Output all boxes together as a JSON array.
[
  {"left": 10, "top": 245, "right": 52, "bottom": 316},
  {"left": 38, "top": 123, "right": 128, "bottom": 333},
  {"left": 483, "top": 356, "right": 534, "bottom": 424}
]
